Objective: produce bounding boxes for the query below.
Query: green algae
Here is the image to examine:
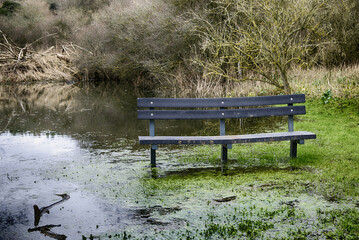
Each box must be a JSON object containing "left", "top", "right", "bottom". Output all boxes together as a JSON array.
[{"left": 58, "top": 158, "right": 359, "bottom": 239}]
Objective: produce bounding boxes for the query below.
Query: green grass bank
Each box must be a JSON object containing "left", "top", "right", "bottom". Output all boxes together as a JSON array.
[{"left": 184, "top": 99, "right": 359, "bottom": 199}]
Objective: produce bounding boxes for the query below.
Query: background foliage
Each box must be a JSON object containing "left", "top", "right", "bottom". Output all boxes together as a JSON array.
[{"left": 1, "top": 0, "right": 358, "bottom": 93}]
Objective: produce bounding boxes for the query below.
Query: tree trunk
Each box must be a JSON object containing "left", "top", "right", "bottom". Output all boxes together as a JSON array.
[{"left": 280, "top": 70, "right": 291, "bottom": 94}]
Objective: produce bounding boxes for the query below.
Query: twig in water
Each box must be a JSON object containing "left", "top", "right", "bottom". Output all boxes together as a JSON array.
[
  {"left": 28, "top": 224, "right": 61, "bottom": 232},
  {"left": 213, "top": 196, "right": 237, "bottom": 202},
  {"left": 28, "top": 224, "right": 67, "bottom": 240},
  {"left": 33, "top": 194, "right": 70, "bottom": 226}
]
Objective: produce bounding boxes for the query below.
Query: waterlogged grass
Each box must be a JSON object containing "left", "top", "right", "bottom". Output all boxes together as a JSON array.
[
  {"left": 60, "top": 100, "right": 359, "bottom": 239},
  {"left": 298, "top": 100, "right": 359, "bottom": 199},
  {"left": 317, "top": 208, "right": 359, "bottom": 239},
  {"left": 180, "top": 99, "right": 359, "bottom": 200}
]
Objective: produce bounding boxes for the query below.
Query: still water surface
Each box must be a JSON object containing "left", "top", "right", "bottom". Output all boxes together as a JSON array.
[{"left": 0, "top": 82, "right": 283, "bottom": 239}]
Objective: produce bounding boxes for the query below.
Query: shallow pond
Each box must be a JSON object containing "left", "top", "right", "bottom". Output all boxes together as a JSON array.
[{"left": 0, "top": 82, "right": 351, "bottom": 239}]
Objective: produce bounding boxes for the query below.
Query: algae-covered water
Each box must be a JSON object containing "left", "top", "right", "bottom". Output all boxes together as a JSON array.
[{"left": 0, "top": 82, "right": 356, "bottom": 239}]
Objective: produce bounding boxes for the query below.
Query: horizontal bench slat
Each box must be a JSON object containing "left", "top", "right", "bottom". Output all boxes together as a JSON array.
[
  {"left": 139, "top": 131, "right": 316, "bottom": 145},
  {"left": 137, "top": 94, "right": 305, "bottom": 108},
  {"left": 138, "top": 106, "right": 305, "bottom": 120}
]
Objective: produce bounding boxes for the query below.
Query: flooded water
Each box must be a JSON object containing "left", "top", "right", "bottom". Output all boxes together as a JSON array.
[{"left": 0, "top": 82, "right": 292, "bottom": 239}]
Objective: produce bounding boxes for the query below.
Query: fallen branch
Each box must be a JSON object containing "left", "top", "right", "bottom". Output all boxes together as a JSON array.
[
  {"left": 40, "top": 46, "right": 55, "bottom": 55},
  {"left": 33, "top": 194, "right": 70, "bottom": 226},
  {"left": 26, "top": 33, "right": 57, "bottom": 48},
  {"left": 213, "top": 196, "right": 237, "bottom": 202},
  {"left": 57, "top": 54, "right": 71, "bottom": 63},
  {"left": 28, "top": 224, "right": 61, "bottom": 232},
  {"left": 28, "top": 224, "right": 67, "bottom": 240},
  {"left": 0, "top": 31, "right": 79, "bottom": 82},
  {"left": 17, "top": 45, "right": 27, "bottom": 63}
]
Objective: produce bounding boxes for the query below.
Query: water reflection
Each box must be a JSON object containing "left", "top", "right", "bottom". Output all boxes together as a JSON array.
[
  {"left": 0, "top": 132, "right": 111, "bottom": 239},
  {"left": 29, "top": 193, "right": 70, "bottom": 240},
  {"left": 0, "top": 82, "right": 288, "bottom": 239},
  {"left": 0, "top": 83, "right": 79, "bottom": 113},
  {"left": 0, "top": 82, "right": 285, "bottom": 141},
  {"left": 0, "top": 82, "right": 145, "bottom": 141},
  {"left": 28, "top": 224, "right": 66, "bottom": 240}
]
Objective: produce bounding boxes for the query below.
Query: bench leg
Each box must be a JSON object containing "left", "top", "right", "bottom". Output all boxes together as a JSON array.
[
  {"left": 221, "top": 144, "right": 228, "bottom": 164},
  {"left": 151, "top": 147, "right": 156, "bottom": 167},
  {"left": 290, "top": 140, "right": 298, "bottom": 158}
]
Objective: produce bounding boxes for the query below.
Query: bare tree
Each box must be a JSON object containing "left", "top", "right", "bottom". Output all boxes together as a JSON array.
[{"left": 195, "top": 0, "right": 329, "bottom": 93}]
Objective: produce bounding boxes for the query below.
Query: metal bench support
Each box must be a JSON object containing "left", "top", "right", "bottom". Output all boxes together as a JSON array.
[
  {"left": 149, "top": 111, "right": 157, "bottom": 167},
  {"left": 290, "top": 139, "right": 305, "bottom": 158},
  {"left": 288, "top": 103, "right": 297, "bottom": 159},
  {"left": 220, "top": 116, "right": 228, "bottom": 164},
  {"left": 221, "top": 145, "right": 228, "bottom": 164},
  {"left": 151, "top": 147, "right": 156, "bottom": 167}
]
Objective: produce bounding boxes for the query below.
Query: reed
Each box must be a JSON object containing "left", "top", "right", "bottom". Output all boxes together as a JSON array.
[{"left": 290, "top": 65, "right": 359, "bottom": 99}]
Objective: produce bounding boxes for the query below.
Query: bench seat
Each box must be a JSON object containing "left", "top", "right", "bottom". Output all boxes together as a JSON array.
[
  {"left": 138, "top": 94, "right": 316, "bottom": 167},
  {"left": 139, "top": 131, "right": 316, "bottom": 145}
]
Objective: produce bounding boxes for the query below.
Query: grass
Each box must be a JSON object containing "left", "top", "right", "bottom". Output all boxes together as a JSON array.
[
  {"left": 158, "top": 65, "right": 359, "bottom": 98},
  {"left": 297, "top": 100, "right": 359, "bottom": 199},
  {"left": 290, "top": 66, "right": 359, "bottom": 99},
  {"left": 180, "top": 99, "right": 359, "bottom": 199}
]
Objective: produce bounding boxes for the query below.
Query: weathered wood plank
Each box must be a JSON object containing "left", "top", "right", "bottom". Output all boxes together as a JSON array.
[
  {"left": 137, "top": 94, "right": 305, "bottom": 108},
  {"left": 139, "top": 131, "right": 316, "bottom": 145},
  {"left": 138, "top": 106, "right": 306, "bottom": 120}
]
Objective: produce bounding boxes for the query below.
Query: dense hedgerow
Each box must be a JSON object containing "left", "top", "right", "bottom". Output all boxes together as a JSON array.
[{"left": 0, "top": 0, "right": 358, "bottom": 93}]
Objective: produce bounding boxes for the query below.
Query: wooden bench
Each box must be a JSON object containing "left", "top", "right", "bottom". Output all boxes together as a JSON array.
[{"left": 137, "top": 94, "right": 316, "bottom": 167}]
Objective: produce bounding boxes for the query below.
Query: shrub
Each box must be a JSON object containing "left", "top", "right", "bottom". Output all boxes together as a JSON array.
[
  {"left": 1, "top": 0, "right": 359, "bottom": 93},
  {"left": 321, "top": 0, "right": 359, "bottom": 66},
  {"left": 0, "top": 0, "right": 90, "bottom": 48},
  {"left": 0, "top": 0, "right": 57, "bottom": 47},
  {"left": 0, "top": 1, "right": 20, "bottom": 16},
  {"left": 57, "top": 0, "right": 110, "bottom": 13},
  {"left": 75, "top": 0, "right": 199, "bottom": 81}
]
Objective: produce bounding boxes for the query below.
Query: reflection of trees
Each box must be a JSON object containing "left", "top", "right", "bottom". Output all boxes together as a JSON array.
[
  {"left": 0, "top": 82, "right": 147, "bottom": 144},
  {"left": 0, "top": 110, "right": 14, "bottom": 133},
  {"left": 0, "top": 82, "right": 286, "bottom": 142},
  {"left": 0, "top": 83, "right": 79, "bottom": 113}
]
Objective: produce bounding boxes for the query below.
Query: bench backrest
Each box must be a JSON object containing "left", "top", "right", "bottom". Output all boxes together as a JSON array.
[{"left": 137, "top": 94, "right": 306, "bottom": 135}]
